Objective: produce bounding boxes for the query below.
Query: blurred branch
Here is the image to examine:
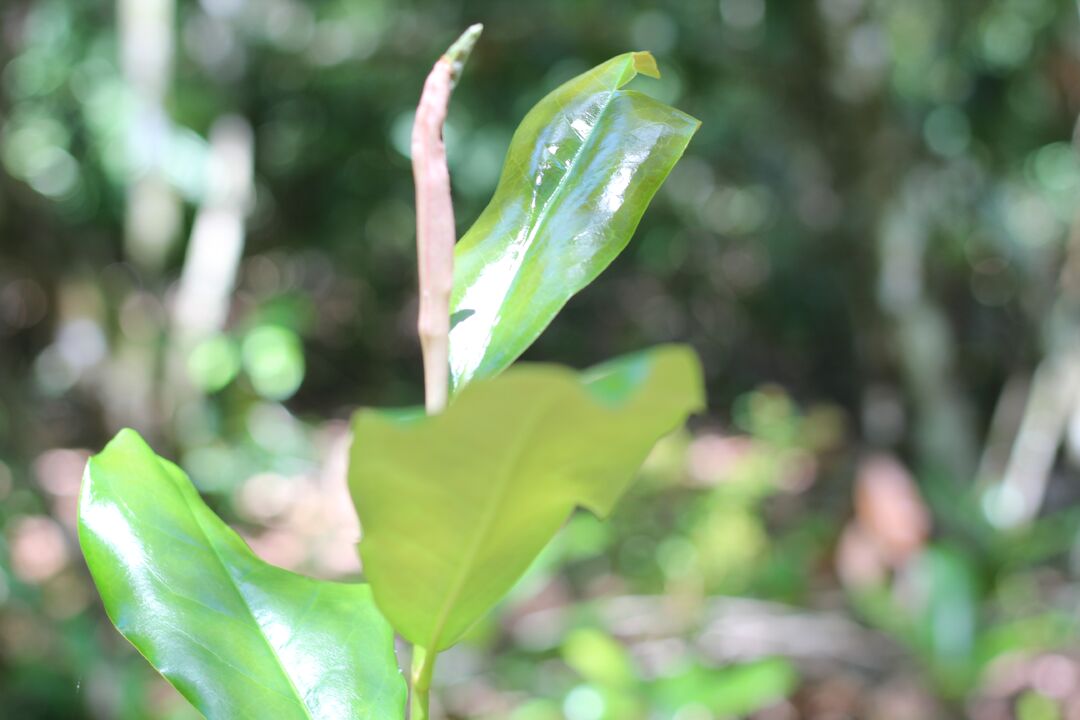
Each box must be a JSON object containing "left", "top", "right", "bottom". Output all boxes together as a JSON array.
[
  {"left": 165, "top": 116, "right": 254, "bottom": 411},
  {"left": 994, "top": 353, "right": 1080, "bottom": 526},
  {"left": 597, "top": 595, "right": 905, "bottom": 674},
  {"left": 118, "top": 0, "right": 180, "bottom": 270},
  {"left": 877, "top": 174, "right": 978, "bottom": 482},
  {"left": 989, "top": 118, "right": 1080, "bottom": 528},
  {"left": 172, "top": 117, "right": 254, "bottom": 341}
]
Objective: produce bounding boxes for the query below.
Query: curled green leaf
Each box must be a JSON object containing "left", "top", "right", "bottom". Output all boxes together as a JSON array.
[{"left": 449, "top": 52, "right": 699, "bottom": 390}]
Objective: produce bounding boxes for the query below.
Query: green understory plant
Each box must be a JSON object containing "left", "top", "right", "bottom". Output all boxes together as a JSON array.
[{"left": 78, "top": 26, "right": 703, "bottom": 719}]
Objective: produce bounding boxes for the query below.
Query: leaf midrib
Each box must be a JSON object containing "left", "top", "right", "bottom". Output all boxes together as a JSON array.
[
  {"left": 163, "top": 460, "right": 317, "bottom": 720},
  {"left": 422, "top": 388, "right": 567, "bottom": 652},
  {"left": 453, "top": 57, "right": 633, "bottom": 356},
  {"left": 516, "top": 55, "right": 633, "bottom": 278}
]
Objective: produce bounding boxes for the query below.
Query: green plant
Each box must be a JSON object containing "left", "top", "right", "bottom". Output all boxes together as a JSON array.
[{"left": 78, "top": 27, "right": 702, "bottom": 719}]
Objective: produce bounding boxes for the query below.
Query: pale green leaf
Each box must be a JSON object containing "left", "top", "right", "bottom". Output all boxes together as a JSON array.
[{"left": 349, "top": 345, "right": 704, "bottom": 651}]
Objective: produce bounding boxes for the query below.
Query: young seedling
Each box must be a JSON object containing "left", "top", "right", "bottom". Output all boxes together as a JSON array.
[{"left": 79, "top": 28, "right": 703, "bottom": 719}]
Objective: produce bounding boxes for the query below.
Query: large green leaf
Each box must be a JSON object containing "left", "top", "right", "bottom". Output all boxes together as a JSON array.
[
  {"left": 349, "top": 344, "right": 704, "bottom": 652},
  {"left": 448, "top": 52, "right": 700, "bottom": 390},
  {"left": 79, "top": 430, "right": 407, "bottom": 720}
]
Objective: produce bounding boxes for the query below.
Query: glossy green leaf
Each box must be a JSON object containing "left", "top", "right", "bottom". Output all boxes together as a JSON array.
[
  {"left": 349, "top": 344, "right": 704, "bottom": 652},
  {"left": 448, "top": 52, "right": 700, "bottom": 390},
  {"left": 79, "top": 429, "right": 407, "bottom": 720}
]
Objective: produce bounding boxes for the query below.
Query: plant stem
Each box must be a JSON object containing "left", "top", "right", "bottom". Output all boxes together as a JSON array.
[
  {"left": 412, "top": 23, "right": 482, "bottom": 415},
  {"left": 410, "top": 645, "right": 436, "bottom": 720},
  {"left": 409, "top": 27, "right": 481, "bottom": 718}
]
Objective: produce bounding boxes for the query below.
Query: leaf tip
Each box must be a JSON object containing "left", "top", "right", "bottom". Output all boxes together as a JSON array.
[
  {"left": 102, "top": 427, "right": 150, "bottom": 456},
  {"left": 665, "top": 343, "right": 707, "bottom": 411},
  {"left": 444, "top": 23, "right": 484, "bottom": 84},
  {"left": 631, "top": 51, "right": 661, "bottom": 79}
]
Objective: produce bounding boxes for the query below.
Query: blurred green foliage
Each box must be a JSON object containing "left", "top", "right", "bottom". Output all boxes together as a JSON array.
[{"left": 2, "top": 0, "right": 1080, "bottom": 718}]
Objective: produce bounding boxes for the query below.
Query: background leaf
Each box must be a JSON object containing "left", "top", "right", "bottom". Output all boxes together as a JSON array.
[
  {"left": 349, "top": 344, "right": 704, "bottom": 651},
  {"left": 448, "top": 52, "right": 699, "bottom": 391},
  {"left": 648, "top": 658, "right": 799, "bottom": 716},
  {"left": 79, "top": 430, "right": 407, "bottom": 720}
]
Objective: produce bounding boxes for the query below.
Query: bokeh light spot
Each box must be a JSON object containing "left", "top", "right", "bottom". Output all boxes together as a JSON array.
[
  {"left": 242, "top": 325, "right": 305, "bottom": 400},
  {"left": 187, "top": 334, "right": 240, "bottom": 393},
  {"left": 563, "top": 685, "right": 605, "bottom": 720}
]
